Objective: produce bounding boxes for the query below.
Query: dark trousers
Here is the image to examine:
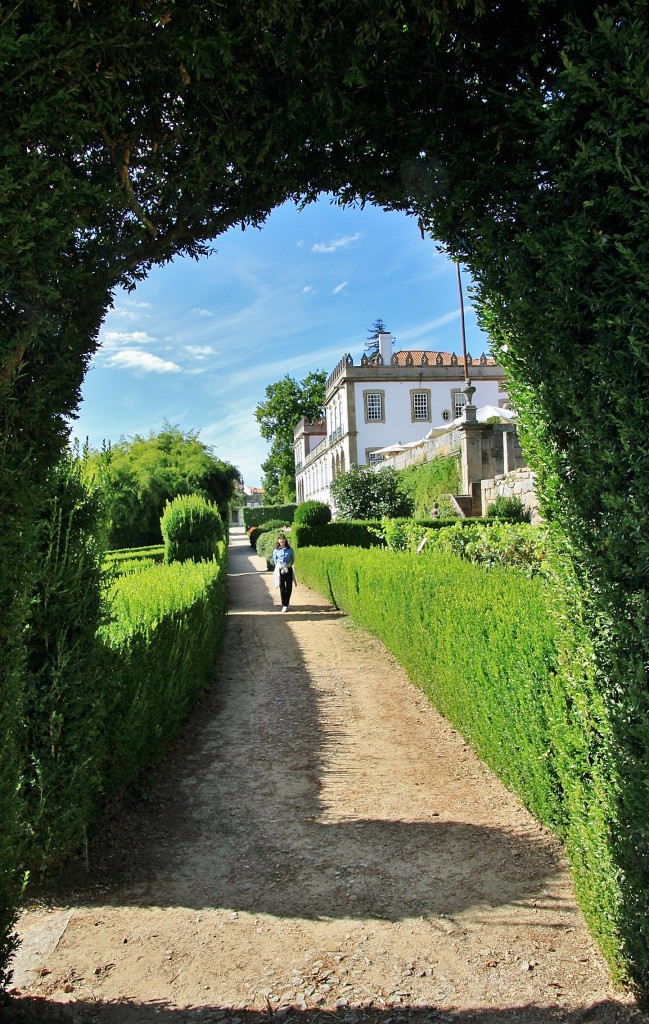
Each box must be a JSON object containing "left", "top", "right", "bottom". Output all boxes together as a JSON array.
[{"left": 279, "top": 569, "right": 293, "bottom": 607}]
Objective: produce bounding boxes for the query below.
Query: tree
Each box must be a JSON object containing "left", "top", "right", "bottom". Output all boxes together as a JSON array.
[
  {"left": 330, "top": 464, "right": 413, "bottom": 521},
  {"left": 84, "top": 423, "right": 241, "bottom": 547},
  {"left": 256, "top": 372, "right": 326, "bottom": 503},
  {"left": 364, "top": 318, "right": 390, "bottom": 360}
]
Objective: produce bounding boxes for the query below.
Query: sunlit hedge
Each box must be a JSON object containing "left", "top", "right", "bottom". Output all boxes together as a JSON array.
[{"left": 296, "top": 543, "right": 640, "bottom": 986}]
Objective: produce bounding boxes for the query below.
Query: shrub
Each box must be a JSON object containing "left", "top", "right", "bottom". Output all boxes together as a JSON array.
[
  {"left": 249, "top": 518, "right": 288, "bottom": 550},
  {"left": 293, "top": 500, "right": 332, "bottom": 527},
  {"left": 99, "top": 546, "right": 227, "bottom": 799},
  {"left": 330, "top": 464, "right": 413, "bottom": 520},
  {"left": 20, "top": 454, "right": 109, "bottom": 875},
  {"left": 399, "top": 456, "right": 461, "bottom": 518},
  {"left": 293, "top": 521, "right": 385, "bottom": 550},
  {"left": 243, "top": 504, "right": 296, "bottom": 531},
  {"left": 161, "top": 494, "right": 224, "bottom": 564},
  {"left": 486, "top": 495, "right": 529, "bottom": 523}
]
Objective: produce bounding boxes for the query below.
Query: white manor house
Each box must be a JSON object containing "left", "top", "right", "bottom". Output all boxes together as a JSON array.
[{"left": 294, "top": 333, "right": 509, "bottom": 507}]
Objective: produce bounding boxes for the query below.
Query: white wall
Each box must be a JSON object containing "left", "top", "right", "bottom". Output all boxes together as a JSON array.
[{"left": 353, "top": 378, "right": 504, "bottom": 462}]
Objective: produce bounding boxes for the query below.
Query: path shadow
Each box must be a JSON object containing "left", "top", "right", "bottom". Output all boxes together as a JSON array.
[{"left": 1, "top": 996, "right": 644, "bottom": 1024}]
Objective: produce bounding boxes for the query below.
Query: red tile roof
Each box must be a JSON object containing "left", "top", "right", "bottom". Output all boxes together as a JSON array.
[{"left": 391, "top": 350, "right": 496, "bottom": 367}]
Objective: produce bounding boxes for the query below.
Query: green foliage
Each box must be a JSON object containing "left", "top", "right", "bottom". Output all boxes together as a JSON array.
[
  {"left": 84, "top": 424, "right": 240, "bottom": 548},
  {"left": 160, "top": 494, "right": 224, "bottom": 564},
  {"left": 256, "top": 372, "right": 326, "bottom": 503},
  {"left": 20, "top": 455, "right": 109, "bottom": 875},
  {"left": 364, "top": 317, "right": 389, "bottom": 360},
  {"left": 293, "top": 521, "right": 385, "bottom": 550},
  {"left": 486, "top": 495, "right": 529, "bottom": 523},
  {"left": 398, "top": 456, "right": 461, "bottom": 519},
  {"left": 330, "top": 465, "right": 414, "bottom": 521},
  {"left": 242, "top": 504, "right": 296, "bottom": 531},
  {"left": 249, "top": 519, "right": 289, "bottom": 551},
  {"left": 99, "top": 546, "right": 227, "bottom": 799},
  {"left": 297, "top": 545, "right": 564, "bottom": 830},
  {"left": 293, "top": 500, "right": 332, "bottom": 527},
  {"left": 104, "top": 545, "right": 165, "bottom": 577},
  {"left": 423, "top": 521, "right": 548, "bottom": 576}
]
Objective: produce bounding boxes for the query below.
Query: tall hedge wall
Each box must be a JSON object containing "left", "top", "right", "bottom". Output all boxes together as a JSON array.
[
  {"left": 296, "top": 543, "right": 643, "bottom": 989},
  {"left": 0, "top": 540, "right": 228, "bottom": 984},
  {"left": 242, "top": 505, "right": 295, "bottom": 531}
]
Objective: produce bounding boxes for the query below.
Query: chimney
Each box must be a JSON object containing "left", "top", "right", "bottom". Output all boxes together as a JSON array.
[{"left": 378, "top": 332, "right": 393, "bottom": 364}]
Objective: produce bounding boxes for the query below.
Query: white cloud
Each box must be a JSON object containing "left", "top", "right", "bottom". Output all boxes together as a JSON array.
[
  {"left": 102, "top": 330, "right": 155, "bottom": 348},
  {"left": 332, "top": 281, "right": 349, "bottom": 294},
  {"left": 192, "top": 307, "right": 215, "bottom": 317},
  {"left": 302, "top": 285, "right": 315, "bottom": 294},
  {"left": 109, "top": 300, "right": 152, "bottom": 319},
  {"left": 184, "top": 345, "right": 216, "bottom": 359},
  {"left": 104, "top": 349, "right": 182, "bottom": 374},
  {"left": 312, "top": 232, "right": 363, "bottom": 254}
]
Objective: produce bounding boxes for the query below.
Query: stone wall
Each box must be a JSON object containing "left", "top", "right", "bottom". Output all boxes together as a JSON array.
[{"left": 480, "top": 468, "right": 540, "bottom": 523}]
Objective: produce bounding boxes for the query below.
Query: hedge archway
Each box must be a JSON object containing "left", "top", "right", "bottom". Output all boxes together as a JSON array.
[{"left": 2, "top": 0, "right": 648, "bottom": 998}]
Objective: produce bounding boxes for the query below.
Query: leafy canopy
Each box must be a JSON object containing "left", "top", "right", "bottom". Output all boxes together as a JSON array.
[
  {"left": 256, "top": 371, "right": 326, "bottom": 503},
  {"left": 84, "top": 423, "right": 240, "bottom": 548},
  {"left": 330, "top": 464, "right": 413, "bottom": 521}
]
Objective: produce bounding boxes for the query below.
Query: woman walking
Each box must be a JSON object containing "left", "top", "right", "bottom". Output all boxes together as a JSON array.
[{"left": 272, "top": 532, "right": 295, "bottom": 612}]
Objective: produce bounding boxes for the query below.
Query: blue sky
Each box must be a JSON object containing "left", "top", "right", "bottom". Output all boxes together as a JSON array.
[{"left": 72, "top": 195, "right": 491, "bottom": 486}]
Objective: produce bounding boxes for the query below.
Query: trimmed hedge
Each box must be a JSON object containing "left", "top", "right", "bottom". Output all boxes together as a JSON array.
[
  {"left": 293, "top": 500, "right": 331, "bottom": 527},
  {"left": 161, "top": 494, "right": 224, "bottom": 564},
  {"left": 8, "top": 539, "right": 227, "bottom": 913},
  {"left": 295, "top": 542, "right": 638, "bottom": 987},
  {"left": 248, "top": 518, "right": 290, "bottom": 551},
  {"left": 293, "top": 517, "right": 482, "bottom": 550},
  {"left": 243, "top": 504, "right": 296, "bottom": 530},
  {"left": 99, "top": 544, "right": 227, "bottom": 796}
]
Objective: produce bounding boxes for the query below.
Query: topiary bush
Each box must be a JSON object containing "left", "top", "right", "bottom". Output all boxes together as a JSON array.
[
  {"left": 293, "top": 500, "right": 332, "bottom": 527},
  {"left": 160, "top": 494, "right": 224, "bottom": 564}
]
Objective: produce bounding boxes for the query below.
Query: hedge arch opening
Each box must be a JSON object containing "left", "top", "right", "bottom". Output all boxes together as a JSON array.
[{"left": 2, "top": 0, "right": 649, "bottom": 1000}]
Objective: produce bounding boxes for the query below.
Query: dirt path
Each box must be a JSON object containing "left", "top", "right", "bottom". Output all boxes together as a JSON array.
[{"left": 8, "top": 528, "right": 645, "bottom": 1024}]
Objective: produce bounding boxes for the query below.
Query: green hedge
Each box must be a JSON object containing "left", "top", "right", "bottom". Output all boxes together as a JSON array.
[
  {"left": 293, "top": 517, "right": 481, "bottom": 550},
  {"left": 99, "top": 544, "right": 227, "bottom": 796},
  {"left": 295, "top": 543, "right": 635, "bottom": 986},
  {"left": 10, "top": 540, "right": 227, "bottom": 899},
  {"left": 243, "top": 504, "right": 296, "bottom": 530},
  {"left": 161, "top": 493, "right": 224, "bottom": 564}
]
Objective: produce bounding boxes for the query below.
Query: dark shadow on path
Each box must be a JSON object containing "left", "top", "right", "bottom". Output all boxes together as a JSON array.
[{"left": 1, "top": 996, "right": 643, "bottom": 1024}]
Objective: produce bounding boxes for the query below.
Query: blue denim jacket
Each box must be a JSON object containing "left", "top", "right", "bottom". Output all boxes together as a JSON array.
[{"left": 273, "top": 545, "right": 294, "bottom": 568}]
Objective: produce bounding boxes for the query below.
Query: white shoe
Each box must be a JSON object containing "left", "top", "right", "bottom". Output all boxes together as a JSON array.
[{"left": 281, "top": 606, "right": 288, "bottom": 612}]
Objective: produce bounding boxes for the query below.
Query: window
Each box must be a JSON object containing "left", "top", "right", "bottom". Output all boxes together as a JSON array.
[
  {"left": 364, "top": 390, "right": 385, "bottom": 423},
  {"left": 451, "top": 389, "right": 467, "bottom": 418},
  {"left": 368, "top": 450, "right": 385, "bottom": 466},
  {"left": 410, "top": 389, "right": 431, "bottom": 422}
]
